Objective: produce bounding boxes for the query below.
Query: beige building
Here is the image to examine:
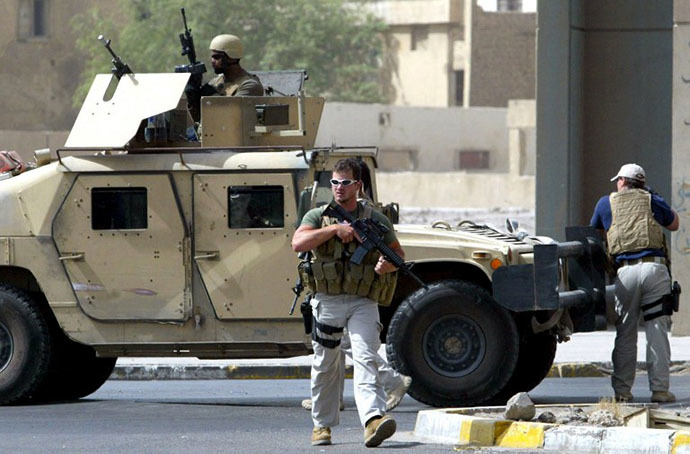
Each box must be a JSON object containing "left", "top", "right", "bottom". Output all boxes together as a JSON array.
[
  {"left": 372, "top": 0, "right": 535, "bottom": 108},
  {"left": 0, "top": 0, "right": 120, "bottom": 155}
]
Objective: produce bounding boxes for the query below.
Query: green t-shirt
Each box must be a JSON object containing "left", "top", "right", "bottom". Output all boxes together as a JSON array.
[{"left": 300, "top": 203, "right": 397, "bottom": 245}]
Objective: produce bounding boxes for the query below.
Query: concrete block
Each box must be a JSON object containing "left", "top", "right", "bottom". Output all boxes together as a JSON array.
[
  {"left": 543, "top": 425, "right": 604, "bottom": 453},
  {"left": 413, "top": 410, "right": 465, "bottom": 444},
  {"left": 600, "top": 427, "right": 673, "bottom": 454}
]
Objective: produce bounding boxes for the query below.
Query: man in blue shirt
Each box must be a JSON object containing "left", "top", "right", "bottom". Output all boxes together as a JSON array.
[{"left": 591, "top": 163, "right": 679, "bottom": 403}]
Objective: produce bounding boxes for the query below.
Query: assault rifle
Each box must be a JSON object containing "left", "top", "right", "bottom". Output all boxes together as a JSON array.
[
  {"left": 174, "top": 8, "right": 206, "bottom": 82},
  {"left": 97, "top": 35, "right": 132, "bottom": 80},
  {"left": 322, "top": 201, "right": 428, "bottom": 290}
]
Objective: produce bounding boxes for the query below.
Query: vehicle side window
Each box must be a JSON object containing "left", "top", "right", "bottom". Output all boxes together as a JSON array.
[
  {"left": 228, "top": 185, "right": 284, "bottom": 229},
  {"left": 91, "top": 187, "right": 148, "bottom": 230}
]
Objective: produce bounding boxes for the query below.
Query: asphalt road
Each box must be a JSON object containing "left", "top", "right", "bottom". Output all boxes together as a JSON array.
[{"left": 0, "top": 375, "right": 687, "bottom": 454}]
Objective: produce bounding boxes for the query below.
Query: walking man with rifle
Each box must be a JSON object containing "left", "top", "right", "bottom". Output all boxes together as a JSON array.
[{"left": 291, "top": 158, "right": 403, "bottom": 447}]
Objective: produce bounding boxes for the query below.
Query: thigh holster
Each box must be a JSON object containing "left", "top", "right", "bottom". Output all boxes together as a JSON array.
[
  {"left": 642, "top": 294, "right": 675, "bottom": 321},
  {"left": 312, "top": 318, "right": 344, "bottom": 349}
]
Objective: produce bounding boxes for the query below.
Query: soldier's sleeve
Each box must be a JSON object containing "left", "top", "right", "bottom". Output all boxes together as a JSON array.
[{"left": 300, "top": 207, "right": 323, "bottom": 229}]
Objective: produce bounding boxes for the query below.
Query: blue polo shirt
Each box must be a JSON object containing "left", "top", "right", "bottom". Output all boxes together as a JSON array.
[{"left": 590, "top": 191, "right": 675, "bottom": 262}]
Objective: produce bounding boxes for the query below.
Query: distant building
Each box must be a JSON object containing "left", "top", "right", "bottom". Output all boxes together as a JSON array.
[
  {"left": 0, "top": 0, "right": 120, "bottom": 131},
  {"left": 371, "top": 0, "right": 535, "bottom": 108}
]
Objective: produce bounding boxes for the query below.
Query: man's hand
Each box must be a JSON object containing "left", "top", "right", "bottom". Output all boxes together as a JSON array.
[
  {"left": 334, "top": 223, "right": 359, "bottom": 243},
  {"left": 375, "top": 256, "right": 397, "bottom": 275}
]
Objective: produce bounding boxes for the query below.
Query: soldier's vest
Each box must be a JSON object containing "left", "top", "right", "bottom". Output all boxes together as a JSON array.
[
  {"left": 209, "top": 73, "right": 256, "bottom": 96},
  {"left": 303, "top": 203, "right": 398, "bottom": 306},
  {"left": 607, "top": 189, "right": 664, "bottom": 256}
]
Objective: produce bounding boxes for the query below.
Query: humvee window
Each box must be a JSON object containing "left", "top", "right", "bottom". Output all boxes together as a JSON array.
[
  {"left": 91, "top": 187, "right": 148, "bottom": 230},
  {"left": 228, "top": 186, "right": 284, "bottom": 229}
]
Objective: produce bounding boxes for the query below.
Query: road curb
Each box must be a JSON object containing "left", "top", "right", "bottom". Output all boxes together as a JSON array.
[
  {"left": 414, "top": 408, "right": 690, "bottom": 453},
  {"left": 109, "top": 361, "right": 689, "bottom": 380},
  {"left": 110, "top": 365, "right": 354, "bottom": 380}
]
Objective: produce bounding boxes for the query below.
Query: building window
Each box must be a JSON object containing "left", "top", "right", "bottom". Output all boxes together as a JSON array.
[
  {"left": 378, "top": 148, "right": 418, "bottom": 171},
  {"left": 92, "top": 187, "right": 148, "bottom": 230},
  {"left": 228, "top": 186, "right": 284, "bottom": 229},
  {"left": 411, "top": 26, "right": 428, "bottom": 51},
  {"left": 456, "top": 150, "right": 490, "bottom": 170},
  {"left": 18, "top": 0, "right": 49, "bottom": 39},
  {"left": 454, "top": 70, "right": 464, "bottom": 106}
]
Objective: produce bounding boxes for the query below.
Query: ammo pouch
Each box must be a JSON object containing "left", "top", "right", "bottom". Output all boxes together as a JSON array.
[{"left": 642, "top": 281, "right": 681, "bottom": 321}]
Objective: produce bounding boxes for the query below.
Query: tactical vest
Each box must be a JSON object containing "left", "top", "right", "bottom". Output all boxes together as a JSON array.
[
  {"left": 209, "top": 72, "right": 257, "bottom": 96},
  {"left": 607, "top": 189, "right": 665, "bottom": 256},
  {"left": 302, "top": 203, "right": 398, "bottom": 306}
]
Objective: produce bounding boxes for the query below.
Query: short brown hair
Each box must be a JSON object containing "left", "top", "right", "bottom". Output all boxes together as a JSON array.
[{"left": 333, "top": 158, "right": 361, "bottom": 180}]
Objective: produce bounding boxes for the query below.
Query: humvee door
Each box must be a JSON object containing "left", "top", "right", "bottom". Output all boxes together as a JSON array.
[
  {"left": 193, "top": 172, "right": 297, "bottom": 319},
  {"left": 53, "top": 174, "right": 188, "bottom": 321}
]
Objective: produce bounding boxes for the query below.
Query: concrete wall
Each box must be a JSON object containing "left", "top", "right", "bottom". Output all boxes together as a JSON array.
[
  {"left": 316, "top": 100, "right": 535, "bottom": 208},
  {"left": 672, "top": 2, "right": 690, "bottom": 336},
  {"left": 0, "top": 130, "right": 68, "bottom": 162},
  {"left": 376, "top": 171, "right": 534, "bottom": 208},
  {"left": 316, "top": 102, "right": 510, "bottom": 172},
  {"left": 0, "top": 0, "right": 120, "bottom": 131}
]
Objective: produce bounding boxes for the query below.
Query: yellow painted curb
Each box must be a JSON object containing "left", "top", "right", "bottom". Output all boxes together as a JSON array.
[
  {"left": 458, "top": 418, "right": 496, "bottom": 446},
  {"left": 672, "top": 431, "right": 690, "bottom": 454},
  {"left": 495, "top": 421, "right": 546, "bottom": 449},
  {"left": 453, "top": 413, "right": 548, "bottom": 449}
]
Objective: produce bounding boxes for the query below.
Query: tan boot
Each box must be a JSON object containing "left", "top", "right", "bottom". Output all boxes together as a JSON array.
[
  {"left": 614, "top": 390, "right": 633, "bottom": 403},
  {"left": 312, "top": 427, "right": 332, "bottom": 446},
  {"left": 364, "top": 415, "right": 396, "bottom": 448},
  {"left": 651, "top": 391, "right": 676, "bottom": 403}
]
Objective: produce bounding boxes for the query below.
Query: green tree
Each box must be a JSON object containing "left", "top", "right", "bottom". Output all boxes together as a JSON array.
[{"left": 71, "top": 0, "right": 386, "bottom": 107}]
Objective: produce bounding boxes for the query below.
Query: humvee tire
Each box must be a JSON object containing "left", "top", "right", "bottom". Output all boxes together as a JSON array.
[
  {"left": 0, "top": 285, "right": 52, "bottom": 405},
  {"left": 494, "top": 331, "right": 557, "bottom": 401},
  {"left": 386, "top": 280, "right": 519, "bottom": 407},
  {"left": 37, "top": 336, "right": 117, "bottom": 401}
]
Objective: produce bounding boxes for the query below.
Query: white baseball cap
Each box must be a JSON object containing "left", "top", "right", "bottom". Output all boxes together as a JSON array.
[{"left": 610, "top": 163, "right": 646, "bottom": 183}]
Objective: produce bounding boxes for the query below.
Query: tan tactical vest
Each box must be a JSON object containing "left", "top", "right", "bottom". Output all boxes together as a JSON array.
[
  {"left": 209, "top": 72, "right": 256, "bottom": 96},
  {"left": 303, "top": 203, "right": 398, "bottom": 306},
  {"left": 607, "top": 189, "right": 664, "bottom": 256}
]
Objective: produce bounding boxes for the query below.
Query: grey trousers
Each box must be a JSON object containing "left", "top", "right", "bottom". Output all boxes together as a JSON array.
[
  {"left": 310, "top": 293, "right": 386, "bottom": 428},
  {"left": 612, "top": 262, "right": 672, "bottom": 394},
  {"left": 338, "top": 328, "right": 405, "bottom": 398}
]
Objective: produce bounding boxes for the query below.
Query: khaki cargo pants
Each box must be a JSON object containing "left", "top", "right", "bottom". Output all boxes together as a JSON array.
[{"left": 310, "top": 293, "right": 386, "bottom": 428}]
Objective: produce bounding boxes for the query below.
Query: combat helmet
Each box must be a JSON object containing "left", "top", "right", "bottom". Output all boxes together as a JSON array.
[{"left": 209, "top": 34, "right": 243, "bottom": 59}]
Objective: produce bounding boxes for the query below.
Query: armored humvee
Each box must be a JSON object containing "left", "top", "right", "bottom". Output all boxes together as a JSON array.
[{"left": 0, "top": 69, "right": 607, "bottom": 407}]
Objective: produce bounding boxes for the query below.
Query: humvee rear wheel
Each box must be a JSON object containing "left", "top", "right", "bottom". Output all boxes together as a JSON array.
[
  {"left": 494, "top": 331, "right": 557, "bottom": 402},
  {"left": 0, "top": 285, "right": 52, "bottom": 405},
  {"left": 386, "top": 280, "right": 519, "bottom": 407}
]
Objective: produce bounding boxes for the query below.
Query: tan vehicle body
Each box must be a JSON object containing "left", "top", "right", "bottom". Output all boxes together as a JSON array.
[{"left": 1, "top": 72, "right": 601, "bottom": 407}]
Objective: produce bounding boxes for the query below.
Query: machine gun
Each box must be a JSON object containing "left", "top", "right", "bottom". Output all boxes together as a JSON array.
[
  {"left": 97, "top": 35, "right": 133, "bottom": 80},
  {"left": 323, "top": 201, "right": 428, "bottom": 290},
  {"left": 174, "top": 8, "right": 206, "bottom": 84}
]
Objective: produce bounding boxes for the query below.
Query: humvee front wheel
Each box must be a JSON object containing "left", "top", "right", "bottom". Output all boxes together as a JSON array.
[
  {"left": 386, "top": 280, "right": 519, "bottom": 407},
  {"left": 38, "top": 336, "right": 117, "bottom": 401},
  {"left": 0, "top": 285, "right": 52, "bottom": 405},
  {"left": 494, "top": 331, "right": 557, "bottom": 401}
]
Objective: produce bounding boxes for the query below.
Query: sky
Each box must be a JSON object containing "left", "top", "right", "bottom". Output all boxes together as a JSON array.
[{"left": 477, "top": 0, "right": 537, "bottom": 12}]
